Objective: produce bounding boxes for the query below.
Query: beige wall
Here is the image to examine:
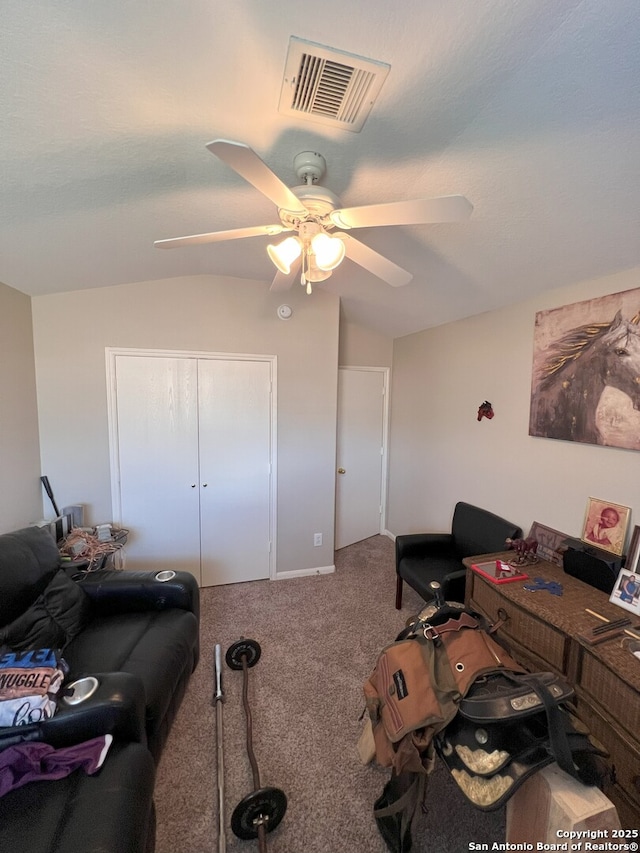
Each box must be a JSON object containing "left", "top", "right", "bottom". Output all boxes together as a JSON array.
[
  {"left": 0, "top": 282, "right": 42, "bottom": 531},
  {"left": 388, "top": 267, "right": 640, "bottom": 549},
  {"left": 21, "top": 261, "right": 640, "bottom": 566},
  {"left": 338, "top": 318, "right": 393, "bottom": 367},
  {"left": 32, "top": 275, "right": 340, "bottom": 575}
]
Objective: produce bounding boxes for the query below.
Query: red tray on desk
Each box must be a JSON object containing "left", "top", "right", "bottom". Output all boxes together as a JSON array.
[{"left": 471, "top": 560, "right": 529, "bottom": 584}]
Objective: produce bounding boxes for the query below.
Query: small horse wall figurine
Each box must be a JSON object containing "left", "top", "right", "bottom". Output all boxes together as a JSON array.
[{"left": 529, "top": 309, "right": 640, "bottom": 446}]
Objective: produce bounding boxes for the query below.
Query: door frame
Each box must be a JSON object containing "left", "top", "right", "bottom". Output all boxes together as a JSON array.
[
  {"left": 106, "top": 347, "right": 278, "bottom": 579},
  {"left": 336, "top": 365, "right": 390, "bottom": 544}
]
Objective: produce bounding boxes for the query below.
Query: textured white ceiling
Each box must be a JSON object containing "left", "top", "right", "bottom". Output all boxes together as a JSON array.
[{"left": 1, "top": 0, "right": 638, "bottom": 337}]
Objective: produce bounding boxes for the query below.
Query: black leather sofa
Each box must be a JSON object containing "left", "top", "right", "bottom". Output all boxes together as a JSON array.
[
  {"left": 395, "top": 501, "right": 522, "bottom": 608},
  {"left": 0, "top": 525, "right": 200, "bottom": 853}
]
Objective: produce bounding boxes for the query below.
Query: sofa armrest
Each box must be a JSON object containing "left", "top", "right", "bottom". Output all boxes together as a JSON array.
[
  {"left": 395, "top": 532, "right": 454, "bottom": 566},
  {"left": 76, "top": 570, "right": 199, "bottom": 621},
  {"left": 0, "top": 671, "right": 147, "bottom": 752}
]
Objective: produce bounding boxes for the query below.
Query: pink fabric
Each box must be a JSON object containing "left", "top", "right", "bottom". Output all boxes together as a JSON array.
[{"left": 0, "top": 734, "right": 112, "bottom": 797}]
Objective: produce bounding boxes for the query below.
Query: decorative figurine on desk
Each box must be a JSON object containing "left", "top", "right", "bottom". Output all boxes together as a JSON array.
[{"left": 506, "top": 536, "right": 539, "bottom": 566}]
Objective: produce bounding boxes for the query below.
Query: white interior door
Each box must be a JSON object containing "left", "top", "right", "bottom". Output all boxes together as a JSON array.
[
  {"left": 113, "top": 355, "right": 202, "bottom": 581},
  {"left": 335, "top": 367, "right": 387, "bottom": 549},
  {"left": 198, "top": 358, "right": 272, "bottom": 586}
]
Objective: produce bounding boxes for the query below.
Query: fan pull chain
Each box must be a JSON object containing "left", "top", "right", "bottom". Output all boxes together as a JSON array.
[{"left": 300, "top": 248, "right": 313, "bottom": 294}]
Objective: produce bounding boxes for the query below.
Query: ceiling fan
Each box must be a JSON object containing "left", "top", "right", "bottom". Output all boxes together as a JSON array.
[{"left": 154, "top": 139, "right": 473, "bottom": 294}]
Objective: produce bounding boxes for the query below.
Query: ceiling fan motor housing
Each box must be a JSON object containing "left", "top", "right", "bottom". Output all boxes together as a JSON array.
[{"left": 281, "top": 184, "right": 341, "bottom": 230}]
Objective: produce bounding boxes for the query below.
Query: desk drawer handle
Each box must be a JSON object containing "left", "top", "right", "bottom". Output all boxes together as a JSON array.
[{"left": 497, "top": 607, "right": 509, "bottom": 622}]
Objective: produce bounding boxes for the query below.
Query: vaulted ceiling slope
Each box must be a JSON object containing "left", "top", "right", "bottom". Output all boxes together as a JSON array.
[{"left": 1, "top": 1, "right": 639, "bottom": 337}]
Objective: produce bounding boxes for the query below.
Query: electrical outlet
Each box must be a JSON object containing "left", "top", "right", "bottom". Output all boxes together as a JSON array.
[{"left": 314, "top": 533, "right": 322, "bottom": 547}]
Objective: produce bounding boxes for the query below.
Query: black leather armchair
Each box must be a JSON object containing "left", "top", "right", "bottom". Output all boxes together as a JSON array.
[{"left": 395, "top": 501, "right": 522, "bottom": 608}]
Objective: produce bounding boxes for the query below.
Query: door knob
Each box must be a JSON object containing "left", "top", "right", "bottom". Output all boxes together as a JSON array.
[
  {"left": 202, "top": 483, "right": 208, "bottom": 487},
  {"left": 337, "top": 468, "right": 346, "bottom": 474}
]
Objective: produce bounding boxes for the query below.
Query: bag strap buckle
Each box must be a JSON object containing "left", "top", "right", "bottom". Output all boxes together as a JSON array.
[{"left": 422, "top": 623, "right": 441, "bottom": 643}]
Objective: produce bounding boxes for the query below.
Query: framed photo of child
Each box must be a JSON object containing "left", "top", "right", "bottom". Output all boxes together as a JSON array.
[
  {"left": 581, "top": 497, "right": 630, "bottom": 557},
  {"left": 609, "top": 568, "right": 640, "bottom": 617}
]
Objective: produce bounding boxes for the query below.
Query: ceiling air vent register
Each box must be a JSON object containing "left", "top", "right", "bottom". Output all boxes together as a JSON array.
[{"left": 278, "top": 37, "right": 390, "bottom": 132}]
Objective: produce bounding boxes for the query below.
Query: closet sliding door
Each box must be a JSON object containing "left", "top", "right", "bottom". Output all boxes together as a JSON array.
[
  {"left": 113, "top": 355, "right": 202, "bottom": 579},
  {"left": 110, "top": 351, "right": 273, "bottom": 587},
  {"left": 198, "top": 358, "right": 271, "bottom": 586}
]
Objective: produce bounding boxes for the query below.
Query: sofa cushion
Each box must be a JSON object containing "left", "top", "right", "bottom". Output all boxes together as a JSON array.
[
  {"left": 398, "top": 556, "right": 463, "bottom": 599},
  {"left": 0, "top": 527, "right": 61, "bottom": 626},
  {"left": 0, "top": 740, "right": 156, "bottom": 853},
  {"left": 0, "top": 570, "right": 91, "bottom": 651},
  {"left": 64, "top": 608, "right": 199, "bottom": 747}
]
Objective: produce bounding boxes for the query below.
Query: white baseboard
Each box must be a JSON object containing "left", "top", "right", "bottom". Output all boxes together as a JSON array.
[
  {"left": 274, "top": 564, "right": 335, "bottom": 580},
  {"left": 383, "top": 529, "right": 396, "bottom": 541}
]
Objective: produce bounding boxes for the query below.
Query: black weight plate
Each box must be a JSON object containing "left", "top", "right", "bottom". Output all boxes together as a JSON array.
[
  {"left": 231, "top": 786, "right": 287, "bottom": 840},
  {"left": 225, "top": 638, "right": 261, "bottom": 670}
]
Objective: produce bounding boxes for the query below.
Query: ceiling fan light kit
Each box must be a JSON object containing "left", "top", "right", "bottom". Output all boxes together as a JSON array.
[
  {"left": 310, "top": 232, "right": 345, "bottom": 271},
  {"left": 267, "top": 236, "right": 301, "bottom": 275},
  {"left": 268, "top": 220, "right": 345, "bottom": 275},
  {"left": 154, "top": 138, "right": 473, "bottom": 295},
  {"left": 268, "top": 221, "right": 346, "bottom": 293}
]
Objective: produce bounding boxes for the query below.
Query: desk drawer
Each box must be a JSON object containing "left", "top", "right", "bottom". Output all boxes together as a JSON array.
[
  {"left": 576, "top": 693, "right": 640, "bottom": 813},
  {"left": 578, "top": 651, "right": 640, "bottom": 743},
  {"left": 470, "top": 579, "right": 567, "bottom": 673}
]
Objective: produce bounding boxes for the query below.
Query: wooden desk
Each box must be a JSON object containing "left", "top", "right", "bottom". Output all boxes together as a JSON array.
[{"left": 464, "top": 553, "right": 640, "bottom": 829}]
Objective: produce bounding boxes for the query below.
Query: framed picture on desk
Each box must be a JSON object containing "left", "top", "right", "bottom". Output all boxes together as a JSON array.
[
  {"left": 581, "top": 497, "right": 630, "bottom": 557},
  {"left": 609, "top": 568, "right": 640, "bottom": 617},
  {"left": 527, "top": 522, "right": 570, "bottom": 567}
]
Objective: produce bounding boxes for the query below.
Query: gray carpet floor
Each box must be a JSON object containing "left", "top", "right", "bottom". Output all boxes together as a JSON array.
[{"left": 154, "top": 535, "right": 505, "bottom": 852}]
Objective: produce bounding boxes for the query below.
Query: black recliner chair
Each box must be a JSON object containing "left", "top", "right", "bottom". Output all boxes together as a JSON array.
[{"left": 395, "top": 501, "right": 522, "bottom": 608}]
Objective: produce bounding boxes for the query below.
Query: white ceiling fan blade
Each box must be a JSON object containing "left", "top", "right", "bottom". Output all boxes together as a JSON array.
[
  {"left": 338, "top": 233, "right": 413, "bottom": 287},
  {"left": 269, "top": 258, "right": 301, "bottom": 292},
  {"left": 206, "top": 139, "right": 309, "bottom": 218},
  {"left": 154, "top": 224, "right": 289, "bottom": 249},
  {"left": 330, "top": 195, "right": 473, "bottom": 230}
]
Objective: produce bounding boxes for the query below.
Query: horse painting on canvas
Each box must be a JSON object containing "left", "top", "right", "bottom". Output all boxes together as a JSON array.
[{"left": 529, "top": 300, "right": 640, "bottom": 449}]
